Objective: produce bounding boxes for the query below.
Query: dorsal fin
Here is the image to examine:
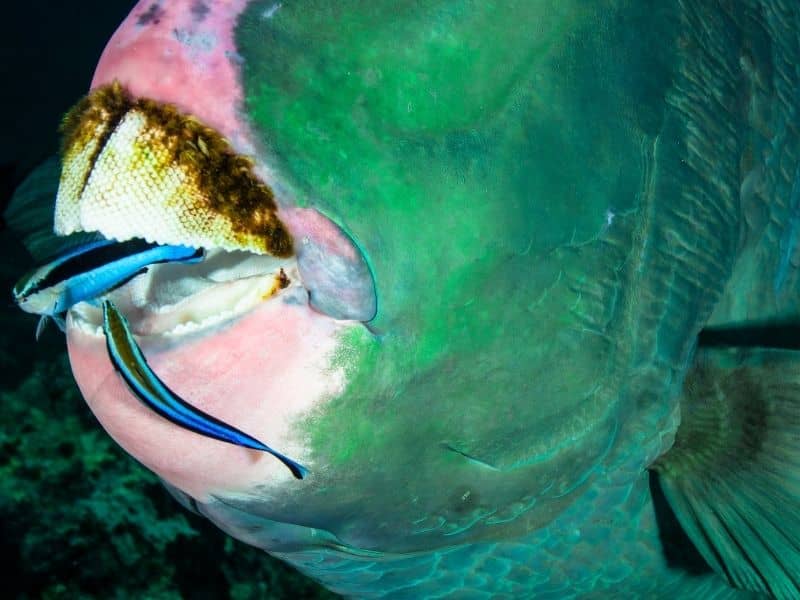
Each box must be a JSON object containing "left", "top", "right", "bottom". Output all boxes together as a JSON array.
[
  {"left": 652, "top": 346, "right": 800, "bottom": 599},
  {"left": 3, "top": 155, "right": 102, "bottom": 262}
]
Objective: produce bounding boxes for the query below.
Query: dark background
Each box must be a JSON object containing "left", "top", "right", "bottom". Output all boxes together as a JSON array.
[
  {"left": 0, "top": 3, "right": 334, "bottom": 598},
  {"left": 0, "top": 1, "right": 136, "bottom": 203}
]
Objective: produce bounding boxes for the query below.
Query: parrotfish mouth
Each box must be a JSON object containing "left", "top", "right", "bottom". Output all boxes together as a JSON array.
[
  {"left": 44, "top": 81, "right": 377, "bottom": 497},
  {"left": 63, "top": 238, "right": 355, "bottom": 495},
  {"left": 9, "top": 215, "right": 321, "bottom": 478},
  {"left": 45, "top": 240, "right": 311, "bottom": 478},
  {"left": 52, "top": 80, "right": 379, "bottom": 339},
  {"left": 68, "top": 246, "right": 301, "bottom": 340},
  {"left": 56, "top": 82, "right": 378, "bottom": 328}
]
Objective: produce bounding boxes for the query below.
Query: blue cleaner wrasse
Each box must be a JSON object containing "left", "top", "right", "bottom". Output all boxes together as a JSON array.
[
  {"left": 101, "top": 299, "right": 308, "bottom": 480},
  {"left": 13, "top": 237, "right": 204, "bottom": 337}
]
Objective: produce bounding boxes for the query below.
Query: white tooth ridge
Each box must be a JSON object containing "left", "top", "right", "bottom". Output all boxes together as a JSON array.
[{"left": 68, "top": 255, "right": 300, "bottom": 339}]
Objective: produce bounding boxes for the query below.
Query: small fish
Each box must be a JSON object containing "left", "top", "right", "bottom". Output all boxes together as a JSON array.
[
  {"left": 102, "top": 299, "right": 308, "bottom": 480},
  {"left": 13, "top": 237, "right": 204, "bottom": 337}
]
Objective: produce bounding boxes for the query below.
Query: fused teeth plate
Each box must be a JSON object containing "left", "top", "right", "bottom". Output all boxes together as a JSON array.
[{"left": 55, "top": 82, "right": 293, "bottom": 257}]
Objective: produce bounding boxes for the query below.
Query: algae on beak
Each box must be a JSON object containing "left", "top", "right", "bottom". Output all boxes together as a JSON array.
[{"left": 55, "top": 82, "right": 293, "bottom": 257}]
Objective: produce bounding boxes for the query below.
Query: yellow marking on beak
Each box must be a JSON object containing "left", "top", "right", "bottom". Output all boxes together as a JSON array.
[{"left": 261, "top": 268, "right": 291, "bottom": 300}]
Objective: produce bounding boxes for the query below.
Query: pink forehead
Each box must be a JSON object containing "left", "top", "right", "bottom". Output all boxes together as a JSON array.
[{"left": 91, "top": 0, "right": 257, "bottom": 156}]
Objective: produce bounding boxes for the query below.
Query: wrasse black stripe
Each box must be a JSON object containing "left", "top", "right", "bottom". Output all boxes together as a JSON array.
[{"left": 32, "top": 238, "right": 202, "bottom": 296}]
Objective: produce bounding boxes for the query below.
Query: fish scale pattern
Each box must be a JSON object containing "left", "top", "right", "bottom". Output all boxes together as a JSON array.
[
  {"left": 706, "top": 0, "right": 800, "bottom": 326},
  {"left": 197, "top": 474, "right": 756, "bottom": 598},
  {"left": 66, "top": 111, "right": 193, "bottom": 244},
  {"left": 53, "top": 85, "right": 292, "bottom": 256},
  {"left": 55, "top": 108, "right": 259, "bottom": 251},
  {"left": 160, "top": 0, "right": 797, "bottom": 596},
  {"left": 581, "top": 0, "right": 760, "bottom": 523}
]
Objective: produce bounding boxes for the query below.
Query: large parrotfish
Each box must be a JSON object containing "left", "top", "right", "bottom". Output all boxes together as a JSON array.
[{"left": 13, "top": 0, "right": 800, "bottom": 597}]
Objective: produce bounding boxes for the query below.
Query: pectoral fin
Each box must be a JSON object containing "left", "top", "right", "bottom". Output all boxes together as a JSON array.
[
  {"left": 33, "top": 314, "right": 64, "bottom": 340},
  {"left": 652, "top": 347, "right": 800, "bottom": 599},
  {"left": 34, "top": 316, "right": 48, "bottom": 340},
  {"left": 3, "top": 155, "right": 111, "bottom": 263}
]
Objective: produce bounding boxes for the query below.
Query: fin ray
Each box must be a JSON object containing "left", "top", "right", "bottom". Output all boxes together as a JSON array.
[{"left": 653, "top": 347, "right": 800, "bottom": 599}]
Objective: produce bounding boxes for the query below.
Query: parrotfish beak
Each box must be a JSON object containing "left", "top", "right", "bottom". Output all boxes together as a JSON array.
[
  {"left": 47, "top": 3, "right": 382, "bottom": 501},
  {"left": 56, "top": 74, "right": 376, "bottom": 499}
]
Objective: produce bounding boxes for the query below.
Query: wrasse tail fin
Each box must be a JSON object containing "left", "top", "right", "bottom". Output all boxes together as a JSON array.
[
  {"left": 652, "top": 347, "right": 800, "bottom": 599},
  {"left": 102, "top": 300, "right": 308, "bottom": 480}
]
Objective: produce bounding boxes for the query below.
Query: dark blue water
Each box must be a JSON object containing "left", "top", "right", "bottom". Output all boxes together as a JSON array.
[{"left": 0, "top": 2, "right": 332, "bottom": 597}]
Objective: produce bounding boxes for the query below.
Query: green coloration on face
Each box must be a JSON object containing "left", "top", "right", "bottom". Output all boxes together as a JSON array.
[
  {"left": 15, "top": 0, "right": 795, "bottom": 596},
  {"left": 234, "top": 0, "right": 693, "bottom": 552},
  {"left": 239, "top": 0, "right": 655, "bottom": 329},
  {"left": 230, "top": 13, "right": 800, "bottom": 597}
]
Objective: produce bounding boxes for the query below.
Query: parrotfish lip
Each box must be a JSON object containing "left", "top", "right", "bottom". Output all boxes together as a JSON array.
[
  {"left": 53, "top": 84, "right": 378, "bottom": 325},
  {"left": 63, "top": 239, "right": 356, "bottom": 498},
  {"left": 67, "top": 248, "right": 303, "bottom": 340}
]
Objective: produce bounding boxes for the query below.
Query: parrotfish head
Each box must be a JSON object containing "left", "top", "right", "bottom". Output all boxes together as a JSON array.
[{"left": 58, "top": 0, "right": 742, "bottom": 557}]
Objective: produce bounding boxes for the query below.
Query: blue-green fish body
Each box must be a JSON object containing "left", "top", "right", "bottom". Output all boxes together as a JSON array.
[{"left": 10, "top": 0, "right": 800, "bottom": 598}]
